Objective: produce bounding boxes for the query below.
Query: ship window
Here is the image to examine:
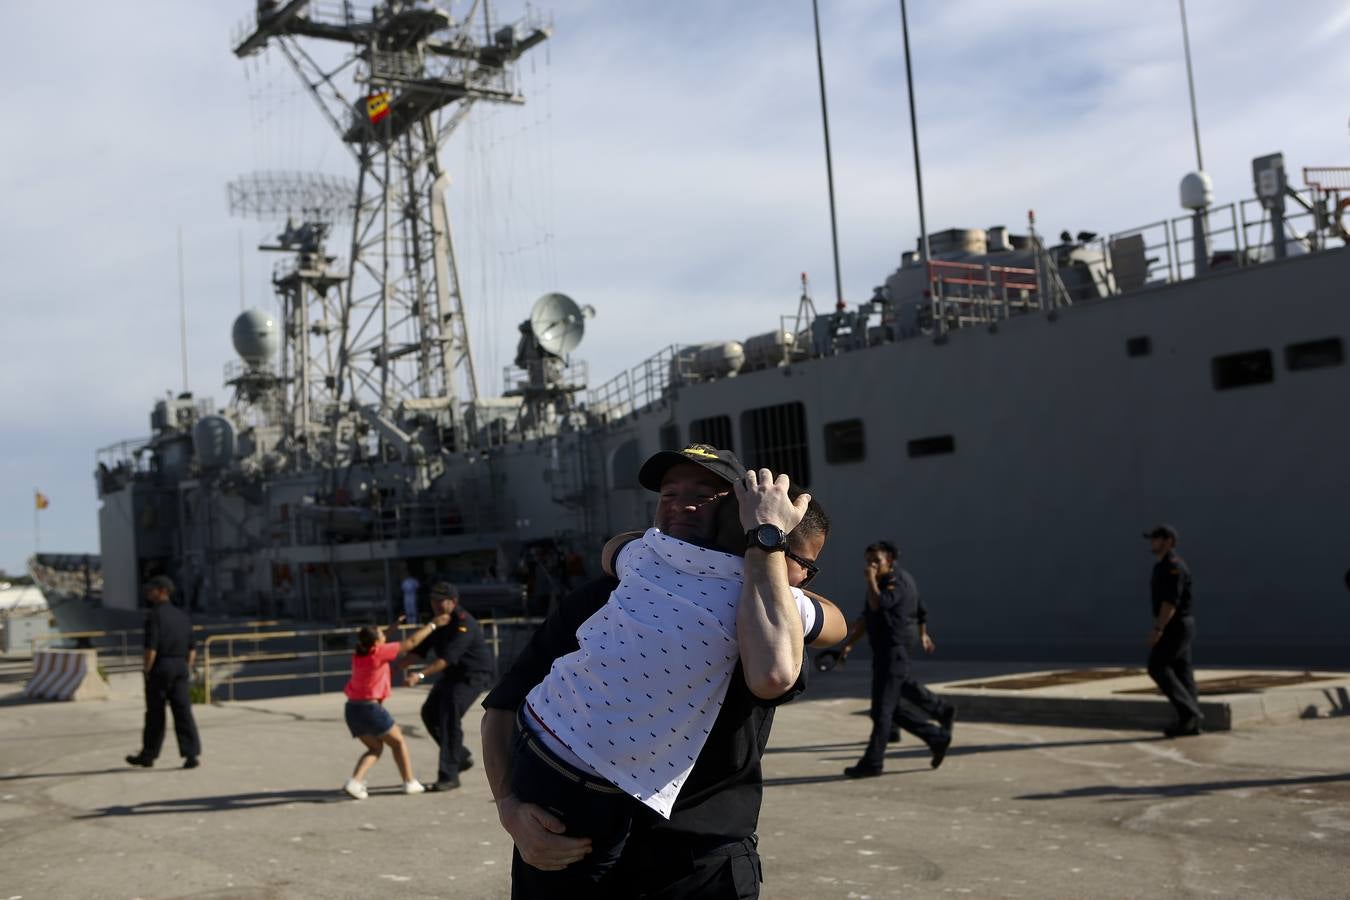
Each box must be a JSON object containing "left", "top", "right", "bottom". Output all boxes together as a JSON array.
[
  {"left": 1211, "top": 349, "right": 1274, "bottom": 390},
  {"left": 741, "top": 402, "right": 811, "bottom": 487},
  {"left": 1126, "top": 336, "right": 1152, "bottom": 357},
  {"left": 824, "top": 419, "right": 866, "bottom": 464},
  {"left": 1285, "top": 337, "right": 1343, "bottom": 372},
  {"left": 659, "top": 424, "right": 681, "bottom": 451},
  {"left": 689, "top": 415, "right": 733, "bottom": 452},
  {"left": 907, "top": 434, "right": 956, "bottom": 458}
]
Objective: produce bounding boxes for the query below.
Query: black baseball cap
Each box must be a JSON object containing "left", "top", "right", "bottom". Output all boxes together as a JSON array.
[
  {"left": 1142, "top": 524, "right": 1179, "bottom": 542},
  {"left": 429, "top": 581, "right": 459, "bottom": 599},
  {"left": 143, "top": 575, "right": 175, "bottom": 593},
  {"left": 638, "top": 443, "right": 745, "bottom": 492}
]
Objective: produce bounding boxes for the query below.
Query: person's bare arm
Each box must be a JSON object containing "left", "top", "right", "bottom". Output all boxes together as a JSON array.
[
  {"left": 396, "top": 614, "right": 448, "bottom": 654},
  {"left": 142, "top": 648, "right": 156, "bottom": 674},
  {"left": 802, "top": 590, "right": 848, "bottom": 647},
  {"left": 837, "top": 614, "right": 868, "bottom": 661},
  {"left": 735, "top": 469, "right": 810, "bottom": 699},
  {"left": 481, "top": 708, "right": 592, "bottom": 870}
]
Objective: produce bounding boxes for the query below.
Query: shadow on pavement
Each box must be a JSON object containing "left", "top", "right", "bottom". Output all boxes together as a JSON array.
[
  {"left": 76, "top": 789, "right": 343, "bottom": 817},
  {"left": 1017, "top": 771, "right": 1350, "bottom": 802},
  {"left": 0, "top": 768, "right": 129, "bottom": 782},
  {"left": 764, "top": 766, "right": 931, "bottom": 788}
]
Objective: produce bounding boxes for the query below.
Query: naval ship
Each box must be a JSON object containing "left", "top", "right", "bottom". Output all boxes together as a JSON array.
[{"left": 82, "top": 2, "right": 1348, "bottom": 665}]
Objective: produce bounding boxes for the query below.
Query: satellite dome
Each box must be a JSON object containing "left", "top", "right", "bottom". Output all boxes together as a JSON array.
[
  {"left": 232, "top": 309, "right": 279, "bottom": 366},
  {"left": 1179, "top": 171, "right": 1213, "bottom": 211}
]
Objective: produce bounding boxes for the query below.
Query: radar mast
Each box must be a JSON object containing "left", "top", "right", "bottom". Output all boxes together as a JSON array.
[{"left": 233, "top": 1, "right": 551, "bottom": 452}]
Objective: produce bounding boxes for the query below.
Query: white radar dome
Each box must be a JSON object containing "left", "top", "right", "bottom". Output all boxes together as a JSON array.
[
  {"left": 232, "top": 309, "right": 279, "bottom": 366},
  {"left": 1179, "top": 171, "right": 1213, "bottom": 211}
]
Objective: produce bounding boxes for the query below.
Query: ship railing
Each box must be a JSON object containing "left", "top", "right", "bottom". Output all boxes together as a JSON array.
[
  {"left": 200, "top": 617, "right": 544, "bottom": 702},
  {"left": 30, "top": 620, "right": 289, "bottom": 673},
  {"left": 96, "top": 437, "right": 153, "bottom": 473},
  {"left": 1073, "top": 187, "right": 1330, "bottom": 298},
  {"left": 585, "top": 344, "right": 682, "bottom": 428},
  {"left": 279, "top": 495, "right": 502, "bottom": 547},
  {"left": 928, "top": 259, "right": 1042, "bottom": 330}
]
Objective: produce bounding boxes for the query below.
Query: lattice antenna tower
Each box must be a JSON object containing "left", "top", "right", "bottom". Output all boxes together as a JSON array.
[
  {"left": 233, "top": 1, "right": 551, "bottom": 440},
  {"left": 228, "top": 171, "right": 359, "bottom": 453}
]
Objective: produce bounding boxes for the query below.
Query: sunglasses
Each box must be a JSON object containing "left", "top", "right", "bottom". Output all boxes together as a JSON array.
[{"left": 785, "top": 549, "right": 820, "bottom": 587}]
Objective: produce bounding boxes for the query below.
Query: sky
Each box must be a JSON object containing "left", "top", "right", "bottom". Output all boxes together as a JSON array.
[{"left": 2, "top": 0, "right": 1348, "bottom": 573}]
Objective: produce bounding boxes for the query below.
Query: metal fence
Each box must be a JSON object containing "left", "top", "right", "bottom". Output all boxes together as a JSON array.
[{"left": 201, "top": 617, "right": 543, "bottom": 702}]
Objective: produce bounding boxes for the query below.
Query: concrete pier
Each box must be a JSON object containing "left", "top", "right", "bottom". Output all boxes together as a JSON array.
[{"left": 1, "top": 661, "right": 1347, "bottom": 898}]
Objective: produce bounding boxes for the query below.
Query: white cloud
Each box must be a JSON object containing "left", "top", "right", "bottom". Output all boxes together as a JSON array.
[{"left": 1, "top": 0, "right": 1346, "bottom": 570}]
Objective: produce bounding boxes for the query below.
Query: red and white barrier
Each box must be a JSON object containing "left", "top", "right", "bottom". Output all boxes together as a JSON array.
[{"left": 24, "top": 649, "right": 109, "bottom": 701}]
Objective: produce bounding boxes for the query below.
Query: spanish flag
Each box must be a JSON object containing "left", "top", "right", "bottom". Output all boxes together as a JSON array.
[
  {"left": 35, "top": 491, "right": 49, "bottom": 510},
  {"left": 366, "top": 90, "right": 392, "bottom": 125}
]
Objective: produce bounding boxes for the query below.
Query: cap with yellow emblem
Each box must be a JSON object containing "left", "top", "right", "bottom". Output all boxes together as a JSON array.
[{"left": 637, "top": 444, "right": 746, "bottom": 492}]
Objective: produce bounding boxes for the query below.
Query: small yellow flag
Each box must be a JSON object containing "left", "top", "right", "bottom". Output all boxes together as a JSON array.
[
  {"left": 366, "top": 90, "right": 391, "bottom": 124},
  {"left": 35, "top": 491, "right": 49, "bottom": 510}
]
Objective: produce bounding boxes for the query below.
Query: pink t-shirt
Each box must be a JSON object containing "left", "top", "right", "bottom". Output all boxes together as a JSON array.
[{"left": 344, "top": 641, "right": 400, "bottom": 701}]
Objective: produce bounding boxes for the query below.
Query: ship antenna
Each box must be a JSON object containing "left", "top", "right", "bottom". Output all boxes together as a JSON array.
[
  {"left": 810, "top": 0, "right": 847, "bottom": 313},
  {"left": 178, "top": 225, "right": 189, "bottom": 393},
  {"left": 1178, "top": 0, "right": 1204, "bottom": 171},
  {"left": 898, "top": 0, "right": 932, "bottom": 307}
]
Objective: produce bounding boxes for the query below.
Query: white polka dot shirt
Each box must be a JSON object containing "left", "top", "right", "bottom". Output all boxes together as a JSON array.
[{"left": 524, "top": 528, "right": 818, "bottom": 818}]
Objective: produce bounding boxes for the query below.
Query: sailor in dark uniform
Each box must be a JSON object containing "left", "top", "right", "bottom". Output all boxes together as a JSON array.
[
  {"left": 1144, "top": 525, "right": 1203, "bottom": 737},
  {"left": 126, "top": 575, "right": 202, "bottom": 768},
  {"left": 843, "top": 541, "right": 954, "bottom": 777},
  {"left": 400, "top": 581, "right": 494, "bottom": 790}
]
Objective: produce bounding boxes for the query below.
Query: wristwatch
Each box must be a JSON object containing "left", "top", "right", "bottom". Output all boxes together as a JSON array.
[{"left": 745, "top": 524, "right": 788, "bottom": 554}]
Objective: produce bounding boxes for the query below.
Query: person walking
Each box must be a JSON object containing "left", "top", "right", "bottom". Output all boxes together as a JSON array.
[
  {"left": 126, "top": 576, "right": 202, "bottom": 769},
  {"left": 842, "top": 541, "right": 954, "bottom": 777},
  {"left": 1144, "top": 524, "right": 1203, "bottom": 737},
  {"left": 401, "top": 582, "right": 494, "bottom": 792},
  {"left": 341, "top": 613, "right": 448, "bottom": 799}
]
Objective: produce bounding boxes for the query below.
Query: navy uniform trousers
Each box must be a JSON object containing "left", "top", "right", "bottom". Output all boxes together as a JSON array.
[
  {"left": 861, "top": 641, "right": 948, "bottom": 769},
  {"left": 421, "top": 672, "right": 493, "bottom": 782},
  {"left": 142, "top": 658, "right": 201, "bottom": 761},
  {"left": 1147, "top": 615, "right": 1202, "bottom": 724}
]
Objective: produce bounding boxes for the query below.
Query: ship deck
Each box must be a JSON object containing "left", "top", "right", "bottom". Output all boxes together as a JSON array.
[{"left": 1, "top": 661, "right": 1347, "bottom": 898}]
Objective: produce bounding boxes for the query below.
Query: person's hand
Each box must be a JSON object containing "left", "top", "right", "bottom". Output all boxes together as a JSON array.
[
  {"left": 403, "top": 671, "right": 421, "bottom": 687},
  {"left": 395, "top": 614, "right": 407, "bottom": 625},
  {"left": 496, "top": 794, "right": 592, "bottom": 871},
  {"left": 432, "top": 612, "right": 452, "bottom": 628},
  {"left": 864, "top": 560, "right": 880, "bottom": 582},
  {"left": 921, "top": 633, "right": 936, "bottom": 655},
  {"left": 734, "top": 468, "right": 809, "bottom": 533},
  {"left": 1147, "top": 627, "right": 1161, "bottom": 648}
]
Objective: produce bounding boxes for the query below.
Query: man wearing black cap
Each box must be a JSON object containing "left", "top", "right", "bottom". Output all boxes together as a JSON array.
[
  {"left": 401, "top": 581, "right": 494, "bottom": 790},
  {"left": 126, "top": 576, "right": 202, "bottom": 769},
  {"left": 481, "top": 443, "right": 844, "bottom": 898},
  {"left": 1144, "top": 525, "right": 1203, "bottom": 737}
]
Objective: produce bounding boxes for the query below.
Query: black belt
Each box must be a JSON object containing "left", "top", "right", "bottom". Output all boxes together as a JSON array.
[
  {"left": 347, "top": 699, "right": 383, "bottom": 705},
  {"left": 517, "top": 707, "right": 624, "bottom": 795}
]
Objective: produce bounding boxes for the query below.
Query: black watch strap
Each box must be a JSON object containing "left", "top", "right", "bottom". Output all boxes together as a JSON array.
[{"left": 745, "top": 524, "right": 788, "bottom": 553}]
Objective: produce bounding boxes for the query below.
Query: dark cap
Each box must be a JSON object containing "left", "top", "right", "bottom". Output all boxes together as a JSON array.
[
  {"left": 143, "top": 575, "right": 175, "bottom": 593},
  {"left": 1142, "top": 524, "right": 1179, "bottom": 542},
  {"left": 638, "top": 443, "right": 745, "bottom": 492},
  {"left": 428, "top": 581, "right": 458, "bottom": 599}
]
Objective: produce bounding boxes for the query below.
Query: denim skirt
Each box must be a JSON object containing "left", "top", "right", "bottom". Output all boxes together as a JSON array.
[{"left": 345, "top": 699, "right": 396, "bottom": 738}]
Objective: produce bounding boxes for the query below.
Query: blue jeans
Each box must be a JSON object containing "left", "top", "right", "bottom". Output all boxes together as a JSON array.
[{"left": 508, "top": 710, "right": 640, "bottom": 899}]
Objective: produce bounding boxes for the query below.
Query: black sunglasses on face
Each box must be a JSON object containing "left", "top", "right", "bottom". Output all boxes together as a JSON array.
[{"left": 785, "top": 550, "right": 819, "bottom": 587}]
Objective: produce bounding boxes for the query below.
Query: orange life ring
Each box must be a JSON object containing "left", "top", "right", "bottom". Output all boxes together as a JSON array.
[{"left": 1335, "top": 196, "right": 1350, "bottom": 243}]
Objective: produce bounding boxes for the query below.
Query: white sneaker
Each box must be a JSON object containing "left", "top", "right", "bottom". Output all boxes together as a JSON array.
[
  {"left": 402, "top": 780, "right": 425, "bottom": 795},
  {"left": 343, "top": 778, "right": 368, "bottom": 800}
]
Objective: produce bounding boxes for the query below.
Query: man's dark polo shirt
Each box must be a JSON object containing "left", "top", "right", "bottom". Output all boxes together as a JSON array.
[
  {"left": 410, "top": 607, "right": 494, "bottom": 679},
  {"left": 864, "top": 568, "right": 925, "bottom": 653},
  {"left": 144, "top": 602, "right": 194, "bottom": 659},
  {"left": 1150, "top": 552, "right": 1194, "bottom": 618}
]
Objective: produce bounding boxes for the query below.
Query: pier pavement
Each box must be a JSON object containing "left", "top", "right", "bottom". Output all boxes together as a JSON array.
[{"left": 1, "top": 661, "right": 1347, "bottom": 899}]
